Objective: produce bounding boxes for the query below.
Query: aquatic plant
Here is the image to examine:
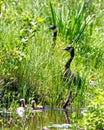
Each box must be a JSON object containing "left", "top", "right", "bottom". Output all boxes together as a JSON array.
[
  {"left": 78, "top": 88, "right": 104, "bottom": 130},
  {"left": 0, "top": 0, "right": 103, "bottom": 123}
]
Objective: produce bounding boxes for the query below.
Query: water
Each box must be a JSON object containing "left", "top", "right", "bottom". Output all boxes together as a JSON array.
[{"left": 0, "top": 108, "right": 76, "bottom": 130}]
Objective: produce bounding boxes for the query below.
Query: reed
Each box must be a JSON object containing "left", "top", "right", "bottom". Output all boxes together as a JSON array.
[{"left": 48, "top": 1, "right": 94, "bottom": 43}]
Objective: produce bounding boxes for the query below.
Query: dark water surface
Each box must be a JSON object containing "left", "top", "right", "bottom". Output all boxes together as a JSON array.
[{"left": 0, "top": 108, "right": 74, "bottom": 130}]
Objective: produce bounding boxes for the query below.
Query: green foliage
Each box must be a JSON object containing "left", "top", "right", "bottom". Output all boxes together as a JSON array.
[
  {"left": 0, "top": 0, "right": 104, "bottom": 111},
  {"left": 79, "top": 88, "right": 104, "bottom": 130},
  {"left": 0, "top": 0, "right": 104, "bottom": 129},
  {"left": 48, "top": 1, "right": 94, "bottom": 43}
]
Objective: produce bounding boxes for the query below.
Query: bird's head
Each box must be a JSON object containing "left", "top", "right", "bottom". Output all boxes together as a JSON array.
[
  {"left": 19, "top": 98, "right": 25, "bottom": 107},
  {"left": 31, "top": 100, "right": 36, "bottom": 109},
  {"left": 49, "top": 25, "right": 57, "bottom": 32},
  {"left": 62, "top": 46, "right": 74, "bottom": 57}
]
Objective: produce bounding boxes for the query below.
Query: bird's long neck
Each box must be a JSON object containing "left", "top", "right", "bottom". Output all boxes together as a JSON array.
[
  {"left": 20, "top": 101, "right": 25, "bottom": 107},
  {"left": 65, "top": 57, "right": 73, "bottom": 70},
  {"left": 32, "top": 103, "right": 35, "bottom": 109},
  {"left": 53, "top": 30, "right": 57, "bottom": 45},
  {"left": 31, "top": 104, "right": 35, "bottom": 109},
  {"left": 31, "top": 100, "right": 36, "bottom": 109},
  {"left": 53, "top": 31, "right": 57, "bottom": 41}
]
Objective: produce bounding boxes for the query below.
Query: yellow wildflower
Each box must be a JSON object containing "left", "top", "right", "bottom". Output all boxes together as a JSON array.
[{"left": 37, "top": 17, "right": 44, "bottom": 23}]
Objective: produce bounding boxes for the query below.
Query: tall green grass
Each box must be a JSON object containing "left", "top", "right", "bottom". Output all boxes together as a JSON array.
[
  {"left": 48, "top": 1, "right": 94, "bottom": 43},
  {"left": 0, "top": 0, "right": 104, "bottom": 110}
]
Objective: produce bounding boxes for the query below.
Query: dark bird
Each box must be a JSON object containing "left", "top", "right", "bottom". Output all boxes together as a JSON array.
[
  {"left": 63, "top": 90, "right": 72, "bottom": 109},
  {"left": 62, "top": 46, "right": 81, "bottom": 108},
  {"left": 62, "top": 46, "right": 81, "bottom": 87},
  {"left": 49, "top": 25, "right": 57, "bottom": 46}
]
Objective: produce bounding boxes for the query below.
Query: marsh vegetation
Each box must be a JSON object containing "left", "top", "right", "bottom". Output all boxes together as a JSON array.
[{"left": 0, "top": 0, "right": 104, "bottom": 129}]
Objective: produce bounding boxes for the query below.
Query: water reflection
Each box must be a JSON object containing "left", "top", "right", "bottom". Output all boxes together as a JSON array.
[{"left": 0, "top": 108, "right": 72, "bottom": 130}]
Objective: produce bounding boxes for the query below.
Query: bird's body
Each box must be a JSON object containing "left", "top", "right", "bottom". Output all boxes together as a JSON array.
[
  {"left": 31, "top": 100, "right": 44, "bottom": 112},
  {"left": 62, "top": 46, "right": 81, "bottom": 87},
  {"left": 62, "top": 46, "right": 81, "bottom": 108},
  {"left": 16, "top": 107, "right": 25, "bottom": 117},
  {"left": 16, "top": 99, "right": 27, "bottom": 117}
]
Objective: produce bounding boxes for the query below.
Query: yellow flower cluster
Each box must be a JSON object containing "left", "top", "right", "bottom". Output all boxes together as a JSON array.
[{"left": 37, "top": 17, "right": 44, "bottom": 23}]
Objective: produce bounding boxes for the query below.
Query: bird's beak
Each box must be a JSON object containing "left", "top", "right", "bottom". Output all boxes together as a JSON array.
[
  {"left": 49, "top": 26, "right": 53, "bottom": 29},
  {"left": 62, "top": 47, "right": 68, "bottom": 51}
]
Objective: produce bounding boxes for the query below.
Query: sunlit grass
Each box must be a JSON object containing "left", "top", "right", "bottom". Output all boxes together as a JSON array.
[
  {"left": 0, "top": 0, "right": 104, "bottom": 111},
  {"left": 0, "top": 0, "right": 104, "bottom": 130}
]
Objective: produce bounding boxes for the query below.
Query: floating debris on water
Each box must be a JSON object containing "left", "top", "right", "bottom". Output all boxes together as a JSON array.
[{"left": 49, "top": 123, "right": 72, "bottom": 129}]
